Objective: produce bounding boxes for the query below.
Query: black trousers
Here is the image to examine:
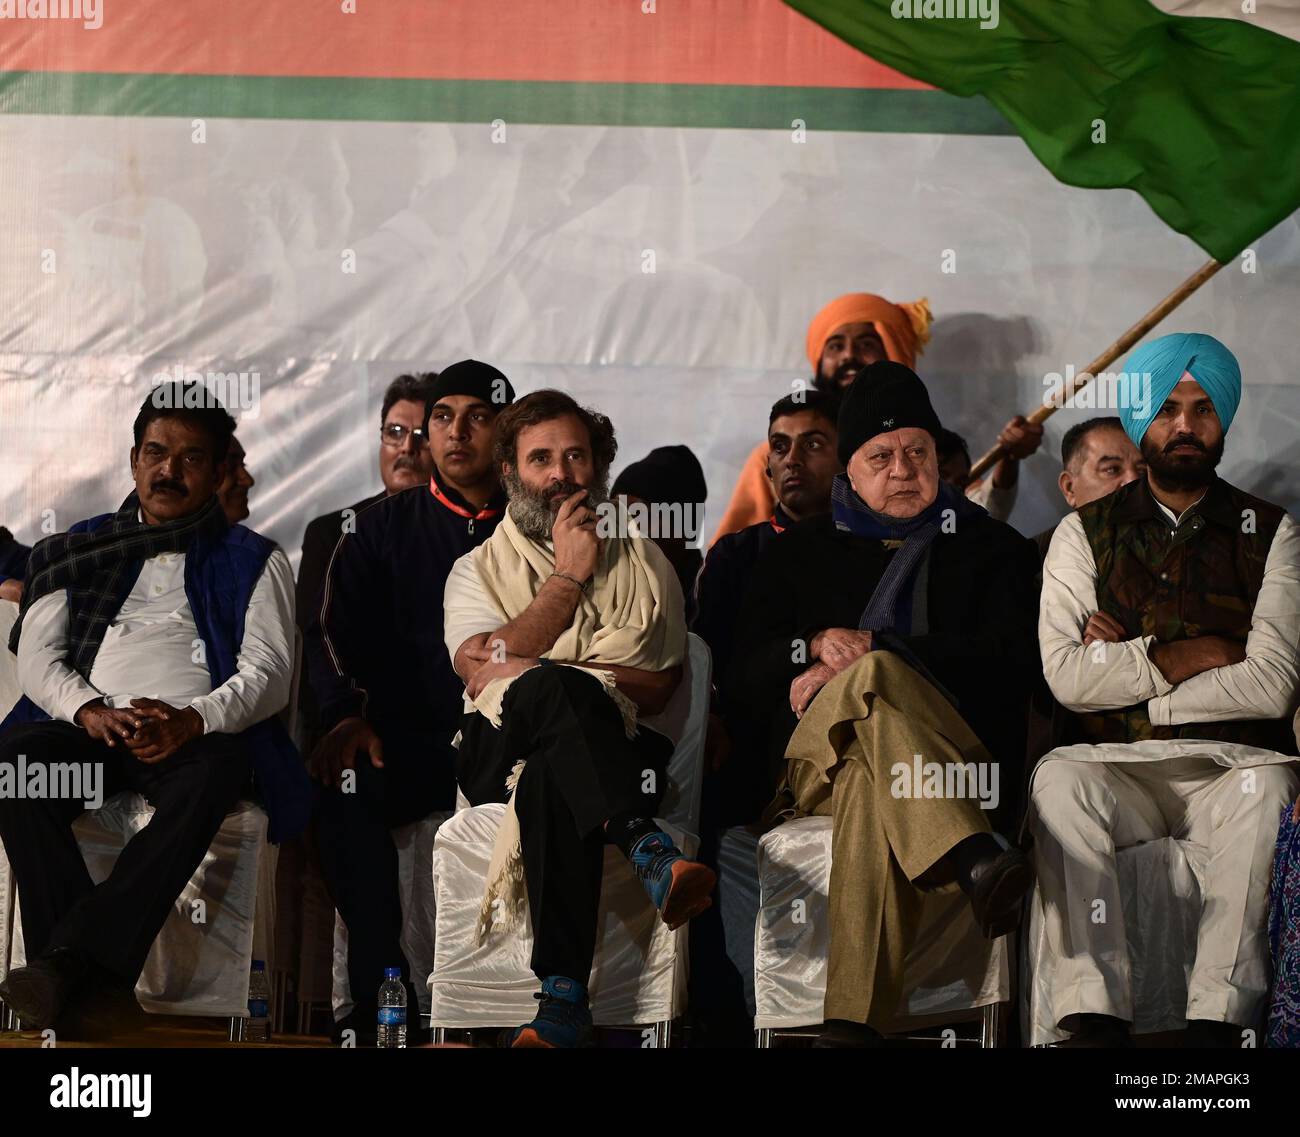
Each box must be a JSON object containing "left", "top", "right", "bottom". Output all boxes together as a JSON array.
[
  {"left": 0, "top": 720, "right": 252, "bottom": 984},
  {"left": 459, "top": 666, "right": 672, "bottom": 984},
  {"left": 313, "top": 731, "right": 456, "bottom": 1012}
]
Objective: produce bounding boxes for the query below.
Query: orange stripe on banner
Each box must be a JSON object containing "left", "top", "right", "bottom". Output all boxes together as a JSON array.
[{"left": 0, "top": 0, "right": 927, "bottom": 89}]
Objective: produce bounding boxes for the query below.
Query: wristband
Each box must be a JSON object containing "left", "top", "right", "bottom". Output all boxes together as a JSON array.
[{"left": 551, "top": 570, "right": 589, "bottom": 593}]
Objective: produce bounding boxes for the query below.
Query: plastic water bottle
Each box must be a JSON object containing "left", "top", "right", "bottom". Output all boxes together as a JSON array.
[
  {"left": 246, "top": 960, "right": 271, "bottom": 1043},
  {"left": 377, "top": 967, "right": 407, "bottom": 1048}
]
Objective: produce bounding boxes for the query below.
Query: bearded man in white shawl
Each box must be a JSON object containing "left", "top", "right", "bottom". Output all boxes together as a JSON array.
[
  {"left": 444, "top": 389, "right": 715, "bottom": 1048},
  {"left": 1033, "top": 333, "right": 1300, "bottom": 1048}
]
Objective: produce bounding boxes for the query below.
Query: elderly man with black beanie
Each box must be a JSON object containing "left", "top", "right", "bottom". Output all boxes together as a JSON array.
[
  {"left": 304, "top": 359, "right": 514, "bottom": 1043},
  {"left": 729, "top": 361, "right": 1041, "bottom": 1047}
]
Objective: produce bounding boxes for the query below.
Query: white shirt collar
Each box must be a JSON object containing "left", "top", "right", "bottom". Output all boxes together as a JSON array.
[{"left": 1152, "top": 490, "right": 1207, "bottom": 529}]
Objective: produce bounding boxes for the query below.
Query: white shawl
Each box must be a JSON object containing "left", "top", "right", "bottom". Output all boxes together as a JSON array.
[{"left": 465, "top": 511, "right": 686, "bottom": 938}]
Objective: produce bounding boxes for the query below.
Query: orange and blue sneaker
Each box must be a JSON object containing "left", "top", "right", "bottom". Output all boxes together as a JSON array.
[
  {"left": 629, "top": 831, "right": 716, "bottom": 931},
  {"left": 510, "top": 976, "right": 594, "bottom": 1048}
]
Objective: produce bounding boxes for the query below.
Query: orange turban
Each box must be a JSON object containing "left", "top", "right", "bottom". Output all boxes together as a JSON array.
[
  {"left": 804, "top": 293, "right": 933, "bottom": 371},
  {"left": 708, "top": 293, "right": 935, "bottom": 547}
]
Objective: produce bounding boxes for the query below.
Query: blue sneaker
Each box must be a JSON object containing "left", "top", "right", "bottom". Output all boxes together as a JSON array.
[
  {"left": 629, "top": 831, "right": 716, "bottom": 930},
  {"left": 511, "top": 976, "right": 594, "bottom": 1048}
]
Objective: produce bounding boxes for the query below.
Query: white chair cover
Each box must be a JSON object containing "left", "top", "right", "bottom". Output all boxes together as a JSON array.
[
  {"left": 331, "top": 810, "right": 451, "bottom": 1020},
  {"left": 1023, "top": 836, "right": 1204, "bottom": 1045},
  {"left": 716, "top": 825, "right": 762, "bottom": 1015},
  {"left": 753, "top": 816, "right": 1011, "bottom": 1032},
  {"left": 430, "top": 806, "right": 696, "bottom": 1028},
  {"left": 0, "top": 600, "right": 19, "bottom": 987},
  {"left": 0, "top": 600, "right": 20, "bottom": 723},
  {"left": 0, "top": 598, "right": 287, "bottom": 1021},
  {"left": 427, "top": 633, "right": 712, "bottom": 1030},
  {"left": 4, "top": 793, "right": 275, "bottom": 1018}
]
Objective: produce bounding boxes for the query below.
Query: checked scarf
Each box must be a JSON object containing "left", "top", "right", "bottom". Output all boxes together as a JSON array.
[{"left": 8, "top": 492, "right": 228, "bottom": 675}]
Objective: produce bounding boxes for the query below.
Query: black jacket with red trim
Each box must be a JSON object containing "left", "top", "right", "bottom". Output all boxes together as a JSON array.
[{"left": 304, "top": 475, "right": 506, "bottom": 809}]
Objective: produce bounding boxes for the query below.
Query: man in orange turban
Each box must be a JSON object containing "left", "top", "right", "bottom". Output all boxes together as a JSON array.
[{"left": 709, "top": 293, "right": 1042, "bottom": 543}]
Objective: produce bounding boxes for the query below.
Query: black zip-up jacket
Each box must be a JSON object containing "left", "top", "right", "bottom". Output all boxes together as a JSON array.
[
  {"left": 693, "top": 505, "right": 793, "bottom": 685},
  {"left": 297, "top": 492, "right": 385, "bottom": 633},
  {"left": 304, "top": 476, "right": 506, "bottom": 811}
]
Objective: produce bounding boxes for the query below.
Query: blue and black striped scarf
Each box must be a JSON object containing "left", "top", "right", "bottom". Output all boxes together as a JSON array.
[
  {"left": 831, "top": 475, "right": 980, "bottom": 635},
  {"left": 8, "top": 491, "right": 228, "bottom": 676}
]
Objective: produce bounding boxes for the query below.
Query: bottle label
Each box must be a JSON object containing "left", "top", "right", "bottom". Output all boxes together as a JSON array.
[
  {"left": 377, "top": 1007, "right": 406, "bottom": 1026},
  {"left": 248, "top": 1000, "right": 269, "bottom": 1018}
]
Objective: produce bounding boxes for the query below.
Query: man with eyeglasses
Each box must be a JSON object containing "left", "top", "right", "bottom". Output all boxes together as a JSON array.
[
  {"left": 303, "top": 360, "right": 515, "bottom": 1043},
  {"left": 295, "top": 373, "right": 440, "bottom": 637}
]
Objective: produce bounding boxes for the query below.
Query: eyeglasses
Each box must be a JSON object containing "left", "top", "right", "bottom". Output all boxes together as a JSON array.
[{"left": 380, "top": 423, "right": 430, "bottom": 449}]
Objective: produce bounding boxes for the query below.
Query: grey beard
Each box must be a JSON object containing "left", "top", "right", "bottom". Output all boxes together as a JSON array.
[{"left": 503, "top": 468, "right": 610, "bottom": 542}]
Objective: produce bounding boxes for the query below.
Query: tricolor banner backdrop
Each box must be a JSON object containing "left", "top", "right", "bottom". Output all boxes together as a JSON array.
[{"left": 1, "top": 0, "right": 1299, "bottom": 558}]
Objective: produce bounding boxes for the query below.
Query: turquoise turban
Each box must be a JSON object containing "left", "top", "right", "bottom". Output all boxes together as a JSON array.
[{"left": 1117, "top": 332, "right": 1241, "bottom": 447}]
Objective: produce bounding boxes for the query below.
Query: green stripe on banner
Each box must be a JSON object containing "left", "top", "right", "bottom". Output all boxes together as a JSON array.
[{"left": 0, "top": 70, "right": 1013, "bottom": 134}]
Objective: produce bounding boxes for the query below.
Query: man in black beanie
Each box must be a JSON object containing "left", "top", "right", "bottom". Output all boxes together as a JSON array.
[
  {"left": 611, "top": 445, "right": 708, "bottom": 621},
  {"left": 304, "top": 359, "right": 515, "bottom": 1043},
  {"left": 729, "top": 361, "right": 1040, "bottom": 1047}
]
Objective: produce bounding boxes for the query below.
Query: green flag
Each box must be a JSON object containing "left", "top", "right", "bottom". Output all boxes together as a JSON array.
[{"left": 784, "top": 0, "right": 1300, "bottom": 261}]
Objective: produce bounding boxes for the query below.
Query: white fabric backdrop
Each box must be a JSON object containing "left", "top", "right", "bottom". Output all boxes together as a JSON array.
[{"left": 2, "top": 115, "right": 1298, "bottom": 563}]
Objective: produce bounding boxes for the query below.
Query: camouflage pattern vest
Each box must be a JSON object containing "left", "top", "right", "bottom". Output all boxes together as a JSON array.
[{"left": 1073, "top": 475, "right": 1293, "bottom": 752}]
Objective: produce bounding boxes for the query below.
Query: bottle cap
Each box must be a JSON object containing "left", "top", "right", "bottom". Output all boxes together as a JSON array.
[
  {"left": 384, "top": 967, "right": 401, "bottom": 978},
  {"left": 251, "top": 960, "right": 265, "bottom": 972}
]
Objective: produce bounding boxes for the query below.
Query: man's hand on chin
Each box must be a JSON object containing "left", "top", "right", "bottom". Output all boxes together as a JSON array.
[{"left": 124, "top": 698, "right": 205, "bottom": 764}]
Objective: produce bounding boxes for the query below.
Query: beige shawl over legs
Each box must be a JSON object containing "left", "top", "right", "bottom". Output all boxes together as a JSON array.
[{"left": 467, "top": 511, "right": 685, "bottom": 939}]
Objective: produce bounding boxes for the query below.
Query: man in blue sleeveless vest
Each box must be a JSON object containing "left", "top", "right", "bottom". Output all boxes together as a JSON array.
[{"left": 0, "top": 382, "right": 306, "bottom": 1032}]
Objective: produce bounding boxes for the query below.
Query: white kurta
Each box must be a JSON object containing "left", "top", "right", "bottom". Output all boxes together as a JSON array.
[
  {"left": 964, "top": 475, "right": 1016, "bottom": 524},
  {"left": 1029, "top": 497, "right": 1300, "bottom": 1033},
  {"left": 15, "top": 545, "right": 296, "bottom": 735}
]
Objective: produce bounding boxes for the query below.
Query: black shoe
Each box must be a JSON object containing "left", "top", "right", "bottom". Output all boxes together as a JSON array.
[
  {"left": 812, "top": 1019, "right": 886, "bottom": 1048},
  {"left": 1184, "top": 1019, "right": 1242, "bottom": 1048},
  {"left": 1057, "top": 1013, "right": 1132, "bottom": 1048},
  {"left": 331, "top": 1005, "right": 378, "bottom": 1047},
  {"left": 965, "top": 847, "right": 1035, "bottom": 938},
  {"left": 0, "top": 948, "right": 91, "bottom": 1030},
  {"left": 55, "top": 979, "right": 145, "bottom": 1042}
]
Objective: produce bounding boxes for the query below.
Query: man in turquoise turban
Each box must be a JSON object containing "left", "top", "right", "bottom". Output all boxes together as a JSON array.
[
  {"left": 1029, "top": 332, "right": 1300, "bottom": 1048},
  {"left": 1118, "top": 331, "right": 1241, "bottom": 470}
]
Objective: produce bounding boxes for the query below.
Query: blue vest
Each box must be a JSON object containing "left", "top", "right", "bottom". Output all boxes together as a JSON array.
[{"left": 2, "top": 514, "right": 310, "bottom": 843}]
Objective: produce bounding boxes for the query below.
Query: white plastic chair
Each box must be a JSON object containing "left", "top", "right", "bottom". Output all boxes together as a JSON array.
[
  {"left": 427, "top": 634, "right": 711, "bottom": 1046},
  {"left": 751, "top": 816, "right": 1011, "bottom": 1047}
]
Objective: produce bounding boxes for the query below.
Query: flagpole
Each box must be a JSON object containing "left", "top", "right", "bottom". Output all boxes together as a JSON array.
[{"left": 968, "top": 258, "right": 1225, "bottom": 481}]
